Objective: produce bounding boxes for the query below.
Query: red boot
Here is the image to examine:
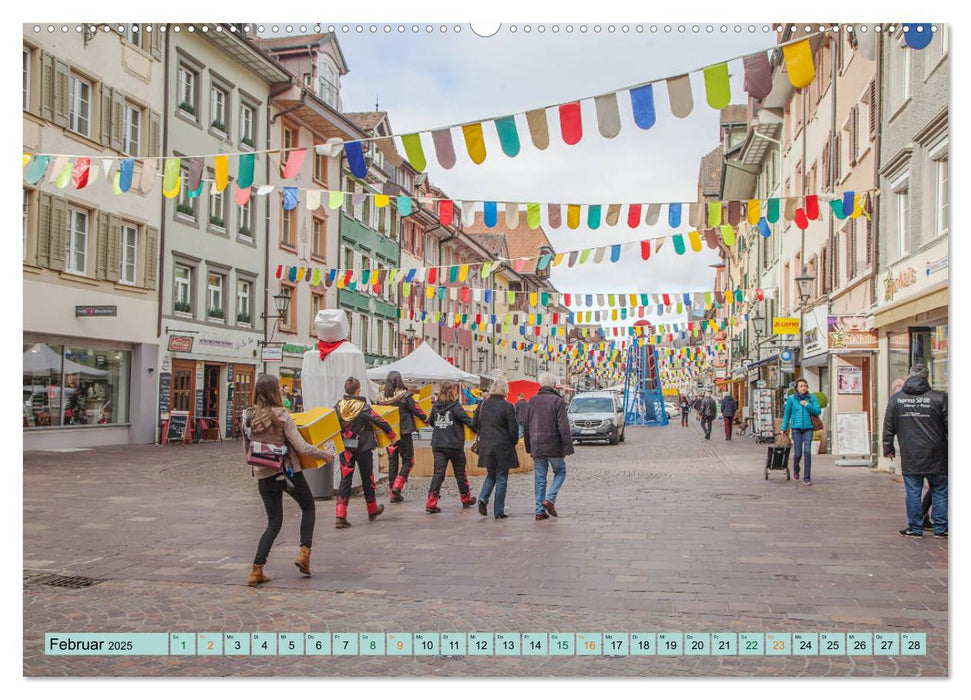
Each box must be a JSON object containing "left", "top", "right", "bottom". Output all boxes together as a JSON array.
[{"left": 425, "top": 491, "right": 440, "bottom": 514}]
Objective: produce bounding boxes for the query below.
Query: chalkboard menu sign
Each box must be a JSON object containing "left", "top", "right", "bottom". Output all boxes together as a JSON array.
[
  {"left": 165, "top": 410, "right": 190, "bottom": 444},
  {"left": 157, "top": 372, "right": 172, "bottom": 420}
]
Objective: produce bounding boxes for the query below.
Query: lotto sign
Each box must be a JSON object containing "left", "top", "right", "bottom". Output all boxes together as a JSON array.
[{"left": 773, "top": 317, "right": 801, "bottom": 335}]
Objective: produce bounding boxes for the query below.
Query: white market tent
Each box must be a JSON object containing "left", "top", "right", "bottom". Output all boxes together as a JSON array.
[{"left": 366, "top": 342, "right": 479, "bottom": 384}]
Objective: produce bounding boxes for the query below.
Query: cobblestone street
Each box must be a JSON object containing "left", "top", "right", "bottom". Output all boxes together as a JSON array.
[{"left": 23, "top": 420, "right": 948, "bottom": 676}]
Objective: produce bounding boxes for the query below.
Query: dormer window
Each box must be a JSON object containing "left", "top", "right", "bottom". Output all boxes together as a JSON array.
[{"left": 317, "top": 55, "right": 340, "bottom": 110}]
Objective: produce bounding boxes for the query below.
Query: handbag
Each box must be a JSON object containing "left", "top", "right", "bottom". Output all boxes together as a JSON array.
[
  {"left": 246, "top": 441, "right": 288, "bottom": 470},
  {"left": 810, "top": 413, "right": 824, "bottom": 432},
  {"left": 470, "top": 438, "right": 480, "bottom": 454}
]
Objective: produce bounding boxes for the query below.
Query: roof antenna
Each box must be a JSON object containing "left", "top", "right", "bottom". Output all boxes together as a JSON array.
[{"left": 375, "top": 96, "right": 380, "bottom": 111}]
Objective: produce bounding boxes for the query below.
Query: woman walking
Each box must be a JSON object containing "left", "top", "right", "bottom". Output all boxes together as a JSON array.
[
  {"left": 473, "top": 377, "right": 520, "bottom": 519},
  {"left": 375, "top": 371, "right": 428, "bottom": 503},
  {"left": 243, "top": 374, "right": 335, "bottom": 587},
  {"left": 781, "top": 378, "right": 822, "bottom": 485},
  {"left": 680, "top": 394, "right": 690, "bottom": 427},
  {"left": 427, "top": 382, "right": 477, "bottom": 513},
  {"left": 335, "top": 377, "right": 396, "bottom": 528}
]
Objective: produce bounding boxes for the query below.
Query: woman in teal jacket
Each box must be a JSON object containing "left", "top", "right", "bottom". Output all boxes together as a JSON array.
[{"left": 781, "top": 378, "right": 821, "bottom": 485}]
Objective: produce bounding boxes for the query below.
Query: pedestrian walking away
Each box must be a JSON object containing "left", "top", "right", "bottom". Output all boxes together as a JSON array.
[
  {"left": 720, "top": 393, "right": 738, "bottom": 440},
  {"left": 883, "top": 364, "right": 948, "bottom": 538},
  {"left": 781, "top": 378, "right": 821, "bottom": 485},
  {"left": 334, "top": 377, "right": 396, "bottom": 529},
  {"left": 524, "top": 372, "right": 574, "bottom": 520},
  {"left": 514, "top": 392, "right": 530, "bottom": 439},
  {"left": 375, "top": 370, "right": 428, "bottom": 503},
  {"left": 427, "top": 382, "right": 477, "bottom": 513},
  {"left": 680, "top": 394, "right": 690, "bottom": 427},
  {"left": 700, "top": 392, "right": 717, "bottom": 440},
  {"left": 242, "top": 374, "right": 335, "bottom": 587},
  {"left": 473, "top": 377, "right": 520, "bottom": 519}
]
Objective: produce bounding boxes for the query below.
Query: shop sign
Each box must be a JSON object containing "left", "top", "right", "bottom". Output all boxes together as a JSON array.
[
  {"left": 803, "top": 327, "right": 822, "bottom": 356},
  {"left": 756, "top": 379, "right": 767, "bottom": 389},
  {"left": 283, "top": 343, "right": 313, "bottom": 356},
  {"left": 773, "top": 317, "right": 801, "bottom": 335},
  {"left": 837, "top": 365, "right": 864, "bottom": 394},
  {"left": 926, "top": 256, "right": 948, "bottom": 277},
  {"left": 261, "top": 346, "right": 283, "bottom": 362},
  {"left": 779, "top": 348, "right": 796, "bottom": 373},
  {"left": 75, "top": 305, "right": 117, "bottom": 317},
  {"left": 884, "top": 267, "right": 918, "bottom": 301},
  {"left": 828, "top": 316, "right": 878, "bottom": 350},
  {"left": 168, "top": 336, "right": 194, "bottom": 352},
  {"left": 198, "top": 337, "right": 234, "bottom": 349}
]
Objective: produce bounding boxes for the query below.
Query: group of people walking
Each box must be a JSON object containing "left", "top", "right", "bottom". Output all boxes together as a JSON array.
[
  {"left": 242, "top": 371, "right": 574, "bottom": 587},
  {"left": 680, "top": 391, "right": 737, "bottom": 440}
]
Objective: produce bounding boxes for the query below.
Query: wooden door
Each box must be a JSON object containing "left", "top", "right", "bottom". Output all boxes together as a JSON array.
[
  {"left": 203, "top": 364, "right": 221, "bottom": 419},
  {"left": 232, "top": 365, "right": 255, "bottom": 437},
  {"left": 171, "top": 359, "right": 196, "bottom": 420}
]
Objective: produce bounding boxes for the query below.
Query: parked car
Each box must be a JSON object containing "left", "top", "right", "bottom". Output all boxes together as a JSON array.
[
  {"left": 664, "top": 400, "right": 678, "bottom": 417},
  {"left": 568, "top": 391, "right": 626, "bottom": 445}
]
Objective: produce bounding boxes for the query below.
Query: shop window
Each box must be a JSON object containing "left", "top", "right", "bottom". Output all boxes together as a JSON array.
[
  {"left": 66, "top": 207, "right": 88, "bottom": 275},
  {"left": 23, "top": 342, "right": 131, "bottom": 428},
  {"left": 68, "top": 74, "right": 92, "bottom": 137}
]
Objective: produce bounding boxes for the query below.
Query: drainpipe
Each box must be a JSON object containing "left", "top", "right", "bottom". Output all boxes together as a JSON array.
[
  {"left": 826, "top": 30, "right": 838, "bottom": 450},
  {"left": 870, "top": 27, "right": 884, "bottom": 462},
  {"left": 154, "top": 24, "right": 171, "bottom": 445}
]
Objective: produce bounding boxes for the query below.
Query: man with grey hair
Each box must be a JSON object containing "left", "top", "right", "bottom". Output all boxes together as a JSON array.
[
  {"left": 883, "top": 363, "right": 948, "bottom": 538},
  {"left": 524, "top": 373, "right": 574, "bottom": 520}
]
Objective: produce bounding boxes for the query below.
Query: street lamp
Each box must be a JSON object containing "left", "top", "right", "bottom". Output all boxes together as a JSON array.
[
  {"left": 751, "top": 308, "right": 765, "bottom": 359},
  {"left": 260, "top": 289, "right": 293, "bottom": 373},
  {"left": 271, "top": 290, "right": 291, "bottom": 318},
  {"left": 795, "top": 267, "right": 815, "bottom": 307}
]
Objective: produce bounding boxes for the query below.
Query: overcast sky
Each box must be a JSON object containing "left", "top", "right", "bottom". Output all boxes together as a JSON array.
[{"left": 262, "top": 23, "right": 775, "bottom": 327}]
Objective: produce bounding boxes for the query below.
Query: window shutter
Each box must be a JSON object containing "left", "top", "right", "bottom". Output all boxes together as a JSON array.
[
  {"left": 149, "top": 110, "right": 161, "bottom": 157},
  {"left": 40, "top": 51, "right": 56, "bottom": 121},
  {"left": 867, "top": 82, "right": 877, "bottom": 141},
  {"left": 834, "top": 134, "right": 841, "bottom": 182},
  {"left": 821, "top": 140, "right": 830, "bottom": 190},
  {"left": 111, "top": 89, "right": 125, "bottom": 152},
  {"left": 37, "top": 191, "right": 52, "bottom": 267},
  {"left": 865, "top": 216, "right": 873, "bottom": 265},
  {"left": 848, "top": 107, "right": 858, "bottom": 166},
  {"left": 53, "top": 58, "right": 70, "bottom": 128},
  {"left": 150, "top": 24, "right": 163, "bottom": 61},
  {"left": 100, "top": 86, "right": 113, "bottom": 147},
  {"left": 50, "top": 197, "right": 68, "bottom": 271},
  {"left": 145, "top": 226, "right": 159, "bottom": 288},
  {"left": 106, "top": 214, "right": 122, "bottom": 282},
  {"left": 96, "top": 211, "right": 109, "bottom": 279}
]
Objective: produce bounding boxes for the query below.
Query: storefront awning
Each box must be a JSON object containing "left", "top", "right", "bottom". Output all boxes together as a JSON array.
[
  {"left": 745, "top": 354, "right": 779, "bottom": 370},
  {"left": 872, "top": 284, "right": 948, "bottom": 329}
]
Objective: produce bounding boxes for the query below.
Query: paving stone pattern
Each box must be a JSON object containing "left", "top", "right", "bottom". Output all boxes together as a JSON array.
[{"left": 23, "top": 420, "right": 948, "bottom": 676}]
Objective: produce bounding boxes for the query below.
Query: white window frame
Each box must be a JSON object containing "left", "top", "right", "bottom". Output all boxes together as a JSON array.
[
  {"left": 207, "top": 273, "right": 224, "bottom": 321},
  {"left": 174, "top": 265, "right": 192, "bottom": 310},
  {"left": 239, "top": 103, "right": 255, "bottom": 149},
  {"left": 889, "top": 33, "right": 911, "bottom": 114},
  {"left": 237, "top": 279, "right": 251, "bottom": 324},
  {"left": 123, "top": 103, "right": 141, "bottom": 157},
  {"left": 237, "top": 199, "right": 253, "bottom": 239},
  {"left": 178, "top": 65, "right": 197, "bottom": 117},
  {"left": 23, "top": 48, "right": 30, "bottom": 111},
  {"left": 929, "top": 140, "right": 948, "bottom": 238},
  {"left": 66, "top": 207, "right": 88, "bottom": 275},
  {"left": 23, "top": 189, "right": 29, "bottom": 261},
  {"left": 210, "top": 84, "right": 227, "bottom": 134},
  {"left": 209, "top": 186, "right": 226, "bottom": 230},
  {"left": 924, "top": 25, "right": 949, "bottom": 78},
  {"left": 891, "top": 171, "right": 910, "bottom": 262},
  {"left": 175, "top": 169, "right": 197, "bottom": 221},
  {"left": 119, "top": 224, "right": 138, "bottom": 285},
  {"left": 125, "top": 24, "right": 143, "bottom": 48},
  {"left": 68, "top": 75, "right": 91, "bottom": 137}
]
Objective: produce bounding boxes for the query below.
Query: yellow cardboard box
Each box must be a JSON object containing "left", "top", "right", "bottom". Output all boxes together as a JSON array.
[
  {"left": 462, "top": 405, "right": 478, "bottom": 441},
  {"left": 291, "top": 408, "right": 343, "bottom": 469},
  {"left": 414, "top": 385, "right": 433, "bottom": 428},
  {"left": 372, "top": 404, "right": 400, "bottom": 448}
]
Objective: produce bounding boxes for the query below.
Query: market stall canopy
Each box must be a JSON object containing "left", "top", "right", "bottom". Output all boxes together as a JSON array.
[
  {"left": 508, "top": 379, "right": 540, "bottom": 402},
  {"left": 23, "top": 344, "right": 108, "bottom": 378},
  {"left": 366, "top": 342, "right": 479, "bottom": 384}
]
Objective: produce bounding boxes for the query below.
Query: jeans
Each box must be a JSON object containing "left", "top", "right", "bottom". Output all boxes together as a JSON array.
[
  {"left": 723, "top": 416, "right": 733, "bottom": 440},
  {"left": 254, "top": 471, "right": 315, "bottom": 565},
  {"left": 533, "top": 457, "right": 567, "bottom": 515},
  {"left": 681, "top": 411, "right": 689, "bottom": 427},
  {"left": 478, "top": 469, "right": 509, "bottom": 516},
  {"left": 791, "top": 428, "right": 814, "bottom": 481},
  {"left": 904, "top": 474, "right": 948, "bottom": 534},
  {"left": 701, "top": 416, "right": 713, "bottom": 439}
]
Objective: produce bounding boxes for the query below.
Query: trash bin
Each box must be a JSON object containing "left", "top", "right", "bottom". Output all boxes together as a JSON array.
[{"left": 303, "top": 460, "right": 334, "bottom": 499}]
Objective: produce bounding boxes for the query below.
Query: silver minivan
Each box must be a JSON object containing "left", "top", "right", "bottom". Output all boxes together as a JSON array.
[{"left": 568, "top": 391, "right": 626, "bottom": 445}]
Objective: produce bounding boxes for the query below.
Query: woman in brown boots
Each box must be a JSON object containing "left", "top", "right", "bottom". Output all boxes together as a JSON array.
[
  {"left": 335, "top": 377, "right": 396, "bottom": 528},
  {"left": 243, "top": 374, "right": 334, "bottom": 587}
]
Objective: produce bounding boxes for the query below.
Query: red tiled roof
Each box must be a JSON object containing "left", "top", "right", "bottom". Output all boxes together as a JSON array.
[
  {"left": 465, "top": 212, "right": 551, "bottom": 274},
  {"left": 256, "top": 33, "right": 332, "bottom": 49},
  {"left": 344, "top": 111, "right": 387, "bottom": 132}
]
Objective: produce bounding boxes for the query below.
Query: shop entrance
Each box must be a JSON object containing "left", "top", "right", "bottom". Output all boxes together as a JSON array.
[
  {"left": 171, "top": 359, "right": 196, "bottom": 419},
  {"left": 203, "top": 364, "right": 221, "bottom": 420}
]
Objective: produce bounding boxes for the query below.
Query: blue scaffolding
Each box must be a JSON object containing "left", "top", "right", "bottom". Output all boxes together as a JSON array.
[{"left": 622, "top": 342, "right": 669, "bottom": 426}]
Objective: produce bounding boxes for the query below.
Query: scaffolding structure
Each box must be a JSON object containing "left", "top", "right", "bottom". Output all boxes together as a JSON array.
[{"left": 622, "top": 342, "right": 669, "bottom": 426}]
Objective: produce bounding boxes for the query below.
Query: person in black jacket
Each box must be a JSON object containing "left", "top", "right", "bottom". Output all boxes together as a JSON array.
[
  {"left": 426, "top": 382, "right": 477, "bottom": 513},
  {"left": 720, "top": 393, "right": 738, "bottom": 440},
  {"left": 680, "top": 394, "right": 691, "bottom": 427},
  {"left": 700, "top": 392, "right": 717, "bottom": 440},
  {"left": 376, "top": 371, "right": 428, "bottom": 503},
  {"left": 524, "top": 373, "right": 574, "bottom": 520},
  {"left": 473, "top": 377, "right": 520, "bottom": 519},
  {"left": 334, "top": 377, "right": 396, "bottom": 529},
  {"left": 883, "top": 364, "right": 948, "bottom": 538}
]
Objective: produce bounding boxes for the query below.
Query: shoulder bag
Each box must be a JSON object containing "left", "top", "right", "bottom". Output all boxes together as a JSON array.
[{"left": 247, "top": 441, "right": 288, "bottom": 470}]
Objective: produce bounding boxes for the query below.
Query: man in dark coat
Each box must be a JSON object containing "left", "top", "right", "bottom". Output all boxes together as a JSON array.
[
  {"left": 700, "top": 392, "right": 717, "bottom": 440},
  {"left": 883, "top": 364, "right": 948, "bottom": 538},
  {"left": 514, "top": 392, "right": 529, "bottom": 438},
  {"left": 720, "top": 393, "right": 738, "bottom": 440},
  {"left": 524, "top": 373, "right": 574, "bottom": 520},
  {"left": 473, "top": 379, "right": 520, "bottom": 519}
]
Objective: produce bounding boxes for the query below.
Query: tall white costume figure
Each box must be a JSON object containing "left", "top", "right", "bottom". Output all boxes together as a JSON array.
[{"left": 301, "top": 309, "right": 373, "bottom": 494}]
